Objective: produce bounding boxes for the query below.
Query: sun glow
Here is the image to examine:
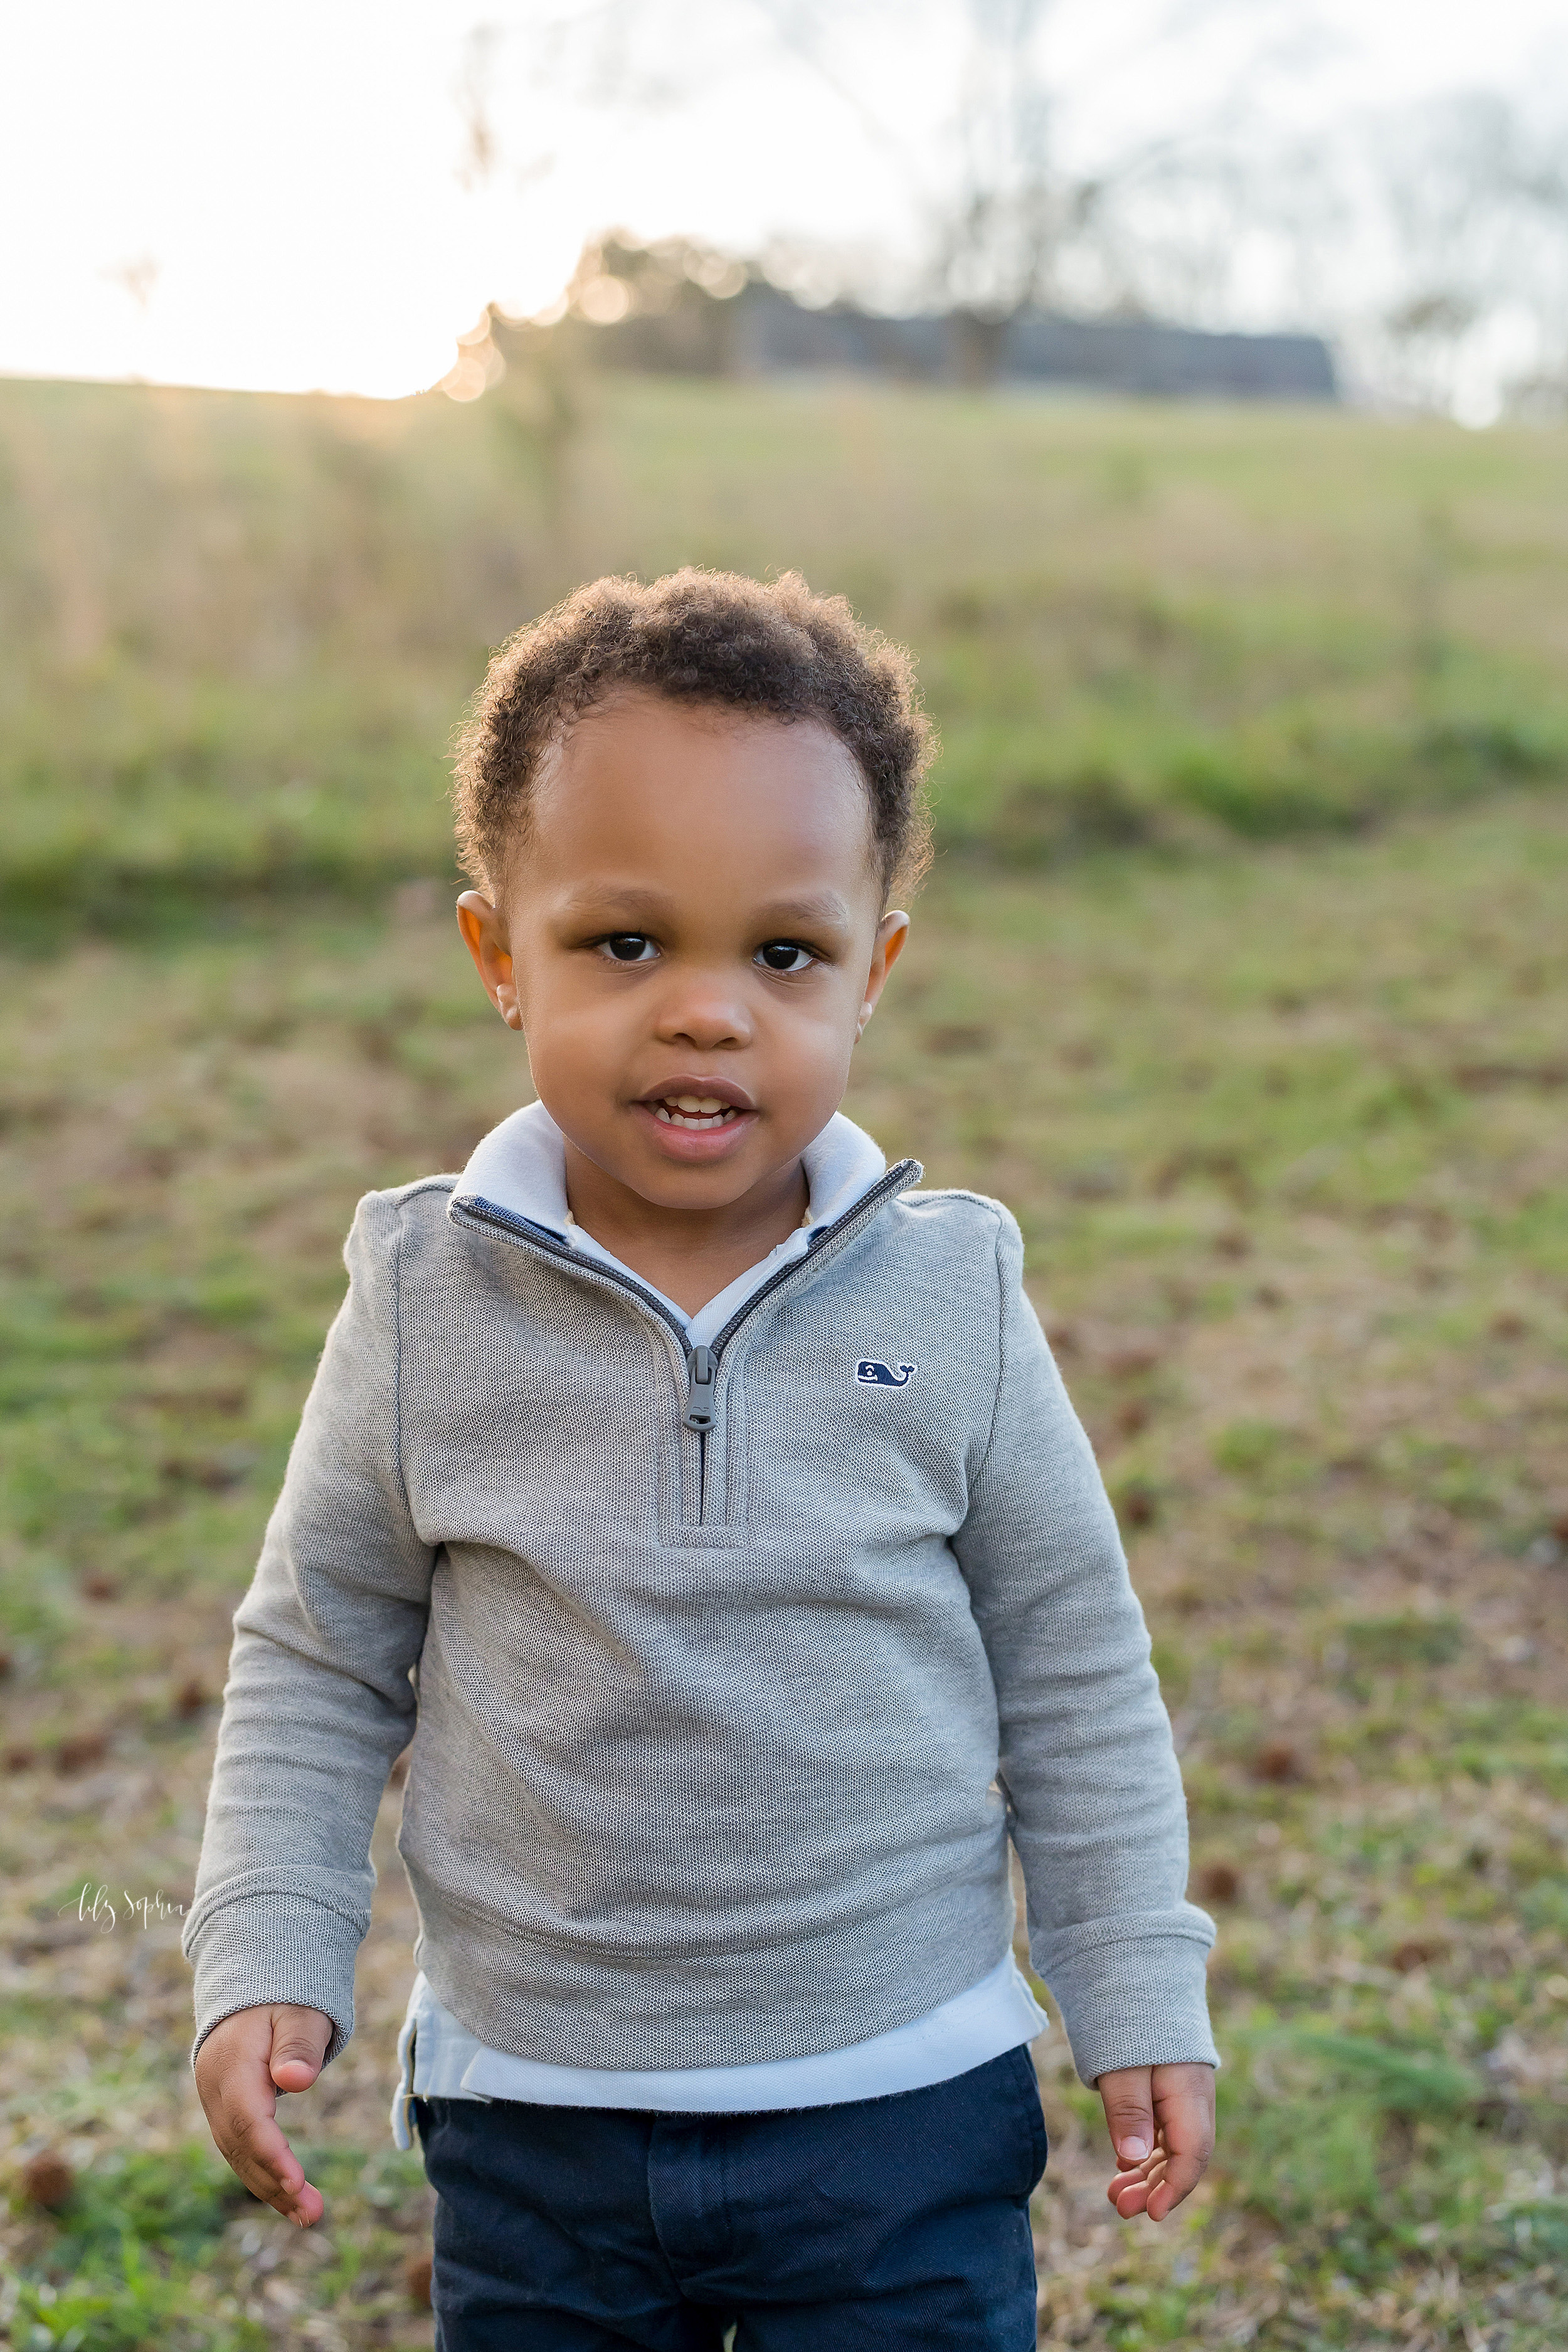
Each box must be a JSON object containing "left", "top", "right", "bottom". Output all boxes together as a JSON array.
[{"left": 2, "top": 0, "right": 1563, "bottom": 400}]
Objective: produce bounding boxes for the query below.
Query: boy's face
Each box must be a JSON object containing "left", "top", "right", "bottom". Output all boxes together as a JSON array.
[{"left": 457, "top": 690, "right": 907, "bottom": 1216}]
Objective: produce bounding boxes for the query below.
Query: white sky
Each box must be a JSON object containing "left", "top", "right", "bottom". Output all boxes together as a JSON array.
[{"left": 0, "top": 0, "right": 1563, "bottom": 398}]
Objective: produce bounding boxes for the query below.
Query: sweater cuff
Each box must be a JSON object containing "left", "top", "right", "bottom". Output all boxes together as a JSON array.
[
  {"left": 184, "top": 1890, "right": 366, "bottom": 2067},
  {"left": 1032, "top": 1905, "right": 1219, "bottom": 2085}
]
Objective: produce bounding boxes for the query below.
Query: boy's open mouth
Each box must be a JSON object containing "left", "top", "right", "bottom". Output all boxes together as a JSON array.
[
  {"left": 635, "top": 1078, "right": 757, "bottom": 1146},
  {"left": 650, "top": 1094, "right": 741, "bottom": 1131}
]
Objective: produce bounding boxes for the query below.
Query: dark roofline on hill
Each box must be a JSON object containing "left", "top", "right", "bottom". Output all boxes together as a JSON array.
[{"left": 558, "top": 277, "right": 1337, "bottom": 401}]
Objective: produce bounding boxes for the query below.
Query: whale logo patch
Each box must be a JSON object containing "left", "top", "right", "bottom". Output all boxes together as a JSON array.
[{"left": 856, "top": 1359, "right": 918, "bottom": 1388}]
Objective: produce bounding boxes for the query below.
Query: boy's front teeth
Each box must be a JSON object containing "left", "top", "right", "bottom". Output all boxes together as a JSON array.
[{"left": 654, "top": 1095, "right": 735, "bottom": 1128}]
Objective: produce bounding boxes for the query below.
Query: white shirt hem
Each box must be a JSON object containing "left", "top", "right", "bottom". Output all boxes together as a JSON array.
[{"left": 391, "top": 1954, "right": 1047, "bottom": 2147}]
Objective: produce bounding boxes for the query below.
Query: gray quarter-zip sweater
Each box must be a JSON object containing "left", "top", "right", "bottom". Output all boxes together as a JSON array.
[{"left": 184, "top": 1138, "right": 1217, "bottom": 2087}]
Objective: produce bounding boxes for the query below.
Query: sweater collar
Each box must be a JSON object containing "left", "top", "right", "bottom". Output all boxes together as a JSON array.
[{"left": 453, "top": 1100, "right": 888, "bottom": 1242}]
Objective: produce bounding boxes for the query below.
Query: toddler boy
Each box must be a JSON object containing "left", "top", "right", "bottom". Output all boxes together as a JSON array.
[{"left": 188, "top": 570, "right": 1217, "bottom": 2349}]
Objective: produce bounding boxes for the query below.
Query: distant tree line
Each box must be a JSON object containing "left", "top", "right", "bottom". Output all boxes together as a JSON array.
[{"left": 443, "top": 231, "right": 1337, "bottom": 402}]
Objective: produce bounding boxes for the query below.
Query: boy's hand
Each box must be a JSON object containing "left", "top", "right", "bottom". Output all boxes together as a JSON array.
[
  {"left": 194, "top": 2003, "right": 333, "bottom": 2227},
  {"left": 1098, "top": 2062, "right": 1215, "bottom": 2222}
]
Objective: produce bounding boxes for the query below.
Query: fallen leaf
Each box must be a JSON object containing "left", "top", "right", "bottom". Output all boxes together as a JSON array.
[
  {"left": 21, "top": 2152, "right": 75, "bottom": 2212},
  {"left": 1389, "top": 1937, "right": 1449, "bottom": 1974}
]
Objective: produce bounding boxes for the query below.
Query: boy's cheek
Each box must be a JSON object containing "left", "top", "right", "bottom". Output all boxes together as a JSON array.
[{"left": 521, "top": 1000, "right": 628, "bottom": 1111}]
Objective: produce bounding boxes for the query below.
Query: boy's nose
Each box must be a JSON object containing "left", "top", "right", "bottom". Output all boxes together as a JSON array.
[{"left": 652, "top": 978, "right": 753, "bottom": 1052}]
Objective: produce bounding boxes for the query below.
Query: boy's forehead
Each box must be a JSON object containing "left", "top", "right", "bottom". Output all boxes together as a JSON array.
[
  {"left": 557, "top": 689, "right": 857, "bottom": 787},
  {"left": 520, "top": 692, "right": 880, "bottom": 893}
]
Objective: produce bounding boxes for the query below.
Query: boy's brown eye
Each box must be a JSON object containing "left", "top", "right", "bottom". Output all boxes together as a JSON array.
[
  {"left": 602, "top": 934, "right": 656, "bottom": 963},
  {"left": 756, "top": 941, "right": 815, "bottom": 974}
]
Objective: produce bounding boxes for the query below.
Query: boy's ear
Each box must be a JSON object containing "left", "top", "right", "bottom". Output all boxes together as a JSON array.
[
  {"left": 857, "top": 910, "right": 910, "bottom": 1037},
  {"left": 457, "top": 892, "right": 522, "bottom": 1030}
]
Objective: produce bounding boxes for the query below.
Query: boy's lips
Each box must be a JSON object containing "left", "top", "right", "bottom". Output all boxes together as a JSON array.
[{"left": 633, "top": 1076, "right": 758, "bottom": 1158}]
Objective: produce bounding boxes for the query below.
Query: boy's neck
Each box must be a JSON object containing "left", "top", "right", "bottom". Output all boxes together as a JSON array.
[{"left": 562, "top": 1141, "right": 811, "bottom": 1319}]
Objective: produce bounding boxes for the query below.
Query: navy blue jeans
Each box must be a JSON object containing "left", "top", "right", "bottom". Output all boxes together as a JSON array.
[{"left": 414, "top": 2044, "right": 1047, "bottom": 2349}]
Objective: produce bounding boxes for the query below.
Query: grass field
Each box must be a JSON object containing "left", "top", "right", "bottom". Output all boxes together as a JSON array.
[
  {"left": 2, "top": 374, "right": 1567, "bottom": 2350},
  {"left": 5, "top": 370, "right": 1568, "bottom": 928}
]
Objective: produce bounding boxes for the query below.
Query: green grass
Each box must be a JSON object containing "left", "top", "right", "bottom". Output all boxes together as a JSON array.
[
  {"left": 3, "top": 375, "right": 1567, "bottom": 2348},
  {"left": 4, "top": 374, "right": 1568, "bottom": 932},
  {"left": 6, "top": 2142, "right": 430, "bottom": 2350}
]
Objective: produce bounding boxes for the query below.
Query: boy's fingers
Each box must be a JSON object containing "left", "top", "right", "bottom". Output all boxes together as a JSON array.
[
  {"left": 1143, "top": 2082, "right": 1215, "bottom": 2221},
  {"left": 193, "top": 2004, "right": 329, "bottom": 2227},
  {"left": 1107, "top": 2153, "right": 1159, "bottom": 2191},
  {"left": 1108, "top": 2149, "right": 1165, "bottom": 2216},
  {"left": 1145, "top": 2164, "right": 1197, "bottom": 2221},
  {"left": 221, "top": 2107, "right": 301, "bottom": 2199},
  {"left": 1103, "top": 2064, "right": 1216, "bottom": 2222},
  {"left": 1096, "top": 2065, "right": 1155, "bottom": 2167},
  {"left": 216, "top": 2104, "right": 324, "bottom": 2227},
  {"left": 268, "top": 2004, "right": 333, "bottom": 2093},
  {"left": 1145, "top": 2137, "right": 1207, "bottom": 2220}
]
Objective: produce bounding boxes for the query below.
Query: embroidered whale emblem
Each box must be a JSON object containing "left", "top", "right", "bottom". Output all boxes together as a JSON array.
[{"left": 856, "top": 1359, "right": 918, "bottom": 1387}]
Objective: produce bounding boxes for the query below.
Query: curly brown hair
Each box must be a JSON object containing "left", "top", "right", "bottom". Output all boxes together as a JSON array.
[{"left": 451, "top": 568, "right": 935, "bottom": 904}]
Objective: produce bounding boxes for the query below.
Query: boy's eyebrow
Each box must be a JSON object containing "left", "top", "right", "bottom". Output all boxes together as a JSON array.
[
  {"left": 554, "top": 884, "right": 674, "bottom": 921},
  {"left": 751, "top": 890, "right": 857, "bottom": 933},
  {"left": 554, "top": 884, "right": 858, "bottom": 933}
]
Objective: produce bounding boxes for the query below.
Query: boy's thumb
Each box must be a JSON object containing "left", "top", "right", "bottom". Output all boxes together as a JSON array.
[
  {"left": 1098, "top": 2067, "right": 1155, "bottom": 2166},
  {"left": 269, "top": 2005, "right": 332, "bottom": 2091}
]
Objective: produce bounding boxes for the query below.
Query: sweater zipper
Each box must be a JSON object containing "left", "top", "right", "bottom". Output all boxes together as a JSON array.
[
  {"left": 452, "top": 1160, "right": 918, "bottom": 1522},
  {"left": 689, "top": 1160, "right": 917, "bottom": 1401}
]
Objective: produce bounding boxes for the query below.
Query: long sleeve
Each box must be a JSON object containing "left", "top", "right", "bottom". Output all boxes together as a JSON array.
[
  {"left": 183, "top": 1192, "right": 435, "bottom": 2062},
  {"left": 952, "top": 1210, "right": 1217, "bottom": 2085}
]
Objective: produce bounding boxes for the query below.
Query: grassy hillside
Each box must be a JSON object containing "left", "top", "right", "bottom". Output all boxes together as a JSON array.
[
  {"left": 3, "top": 373, "right": 1567, "bottom": 930},
  {"left": 1, "top": 376, "right": 1566, "bottom": 2350}
]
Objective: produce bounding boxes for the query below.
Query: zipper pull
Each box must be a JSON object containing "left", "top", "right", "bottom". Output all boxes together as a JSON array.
[{"left": 684, "top": 1345, "right": 717, "bottom": 1432}]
